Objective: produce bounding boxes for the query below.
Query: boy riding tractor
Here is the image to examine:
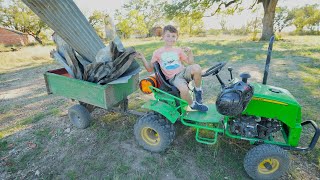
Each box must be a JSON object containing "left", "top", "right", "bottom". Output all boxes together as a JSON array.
[{"left": 134, "top": 26, "right": 320, "bottom": 179}]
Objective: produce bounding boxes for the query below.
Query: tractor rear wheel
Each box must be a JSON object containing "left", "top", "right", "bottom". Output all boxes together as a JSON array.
[
  {"left": 244, "top": 144, "right": 290, "bottom": 180},
  {"left": 134, "top": 112, "right": 175, "bottom": 152}
]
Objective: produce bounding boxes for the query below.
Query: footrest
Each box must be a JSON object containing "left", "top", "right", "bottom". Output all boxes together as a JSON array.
[{"left": 195, "top": 128, "right": 219, "bottom": 145}]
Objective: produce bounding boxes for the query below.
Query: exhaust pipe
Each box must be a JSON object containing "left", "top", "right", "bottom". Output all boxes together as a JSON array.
[{"left": 262, "top": 36, "right": 275, "bottom": 85}]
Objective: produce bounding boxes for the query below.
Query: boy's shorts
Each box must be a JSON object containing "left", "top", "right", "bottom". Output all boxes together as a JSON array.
[{"left": 169, "top": 66, "right": 193, "bottom": 87}]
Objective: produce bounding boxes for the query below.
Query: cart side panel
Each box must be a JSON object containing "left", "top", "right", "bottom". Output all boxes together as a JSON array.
[
  {"left": 45, "top": 72, "right": 107, "bottom": 108},
  {"left": 104, "top": 73, "right": 139, "bottom": 109}
]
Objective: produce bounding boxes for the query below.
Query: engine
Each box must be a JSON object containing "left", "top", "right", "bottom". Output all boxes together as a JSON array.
[
  {"left": 229, "top": 115, "right": 281, "bottom": 139},
  {"left": 216, "top": 81, "right": 254, "bottom": 117}
]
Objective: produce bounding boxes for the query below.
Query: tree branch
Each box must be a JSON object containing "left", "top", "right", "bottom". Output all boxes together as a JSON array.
[
  {"left": 249, "top": 0, "right": 258, "bottom": 9},
  {"left": 210, "top": 0, "right": 239, "bottom": 16}
]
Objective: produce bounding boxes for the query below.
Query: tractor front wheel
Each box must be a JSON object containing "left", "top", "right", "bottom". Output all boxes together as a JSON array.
[
  {"left": 134, "top": 113, "right": 175, "bottom": 152},
  {"left": 244, "top": 144, "right": 290, "bottom": 180}
]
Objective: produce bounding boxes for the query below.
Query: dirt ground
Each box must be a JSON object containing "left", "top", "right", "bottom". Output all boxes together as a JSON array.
[{"left": 1, "top": 37, "right": 320, "bottom": 179}]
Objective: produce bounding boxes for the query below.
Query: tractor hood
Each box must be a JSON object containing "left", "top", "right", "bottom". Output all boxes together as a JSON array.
[
  {"left": 250, "top": 82, "right": 300, "bottom": 106},
  {"left": 243, "top": 82, "right": 302, "bottom": 129}
]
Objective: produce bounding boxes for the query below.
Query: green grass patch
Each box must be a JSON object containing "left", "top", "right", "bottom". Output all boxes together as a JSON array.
[
  {"left": 66, "top": 170, "right": 78, "bottom": 180},
  {"left": 20, "top": 112, "right": 47, "bottom": 125},
  {"left": 0, "top": 108, "right": 60, "bottom": 138},
  {"left": 33, "top": 127, "right": 52, "bottom": 140},
  {"left": 0, "top": 105, "right": 12, "bottom": 114}
]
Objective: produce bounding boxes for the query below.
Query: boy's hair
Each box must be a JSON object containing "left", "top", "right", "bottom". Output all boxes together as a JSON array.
[{"left": 163, "top": 25, "right": 178, "bottom": 36}]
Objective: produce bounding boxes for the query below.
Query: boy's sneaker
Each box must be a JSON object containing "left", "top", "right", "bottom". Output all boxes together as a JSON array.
[
  {"left": 194, "top": 88, "right": 203, "bottom": 104},
  {"left": 191, "top": 101, "right": 208, "bottom": 112}
]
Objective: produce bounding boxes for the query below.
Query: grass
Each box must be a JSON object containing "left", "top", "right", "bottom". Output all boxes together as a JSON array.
[
  {"left": 0, "top": 108, "right": 60, "bottom": 138},
  {"left": 0, "top": 45, "right": 55, "bottom": 74},
  {"left": 0, "top": 35, "right": 319, "bottom": 179}
]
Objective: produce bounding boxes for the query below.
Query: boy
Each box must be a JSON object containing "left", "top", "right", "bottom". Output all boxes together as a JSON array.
[{"left": 135, "top": 25, "right": 208, "bottom": 112}]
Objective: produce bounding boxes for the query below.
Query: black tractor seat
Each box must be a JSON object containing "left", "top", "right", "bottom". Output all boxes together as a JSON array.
[{"left": 153, "top": 62, "right": 180, "bottom": 98}]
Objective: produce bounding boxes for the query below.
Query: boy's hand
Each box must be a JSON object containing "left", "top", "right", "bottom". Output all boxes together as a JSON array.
[
  {"left": 182, "top": 47, "right": 192, "bottom": 54},
  {"left": 134, "top": 52, "right": 145, "bottom": 60}
]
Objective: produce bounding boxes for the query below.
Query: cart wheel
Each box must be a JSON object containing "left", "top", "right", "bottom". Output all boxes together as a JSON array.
[
  {"left": 244, "top": 144, "right": 290, "bottom": 180},
  {"left": 134, "top": 113, "right": 175, "bottom": 152},
  {"left": 68, "top": 104, "right": 91, "bottom": 129}
]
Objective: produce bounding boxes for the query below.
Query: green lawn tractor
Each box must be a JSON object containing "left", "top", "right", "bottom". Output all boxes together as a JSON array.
[{"left": 134, "top": 37, "right": 320, "bottom": 179}]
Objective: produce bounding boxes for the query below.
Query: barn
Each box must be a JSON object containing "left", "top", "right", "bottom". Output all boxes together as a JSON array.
[{"left": 0, "top": 26, "right": 35, "bottom": 46}]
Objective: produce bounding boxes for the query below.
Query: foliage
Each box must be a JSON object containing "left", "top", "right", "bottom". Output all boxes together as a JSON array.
[
  {"left": 115, "top": 0, "right": 166, "bottom": 37},
  {"left": 165, "top": 0, "right": 279, "bottom": 41},
  {"left": 115, "top": 9, "right": 148, "bottom": 38},
  {"left": 247, "top": 17, "right": 262, "bottom": 41},
  {"left": 88, "top": 10, "right": 108, "bottom": 38},
  {"left": 164, "top": 0, "right": 243, "bottom": 19},
  {"left": 0, "top": 0, "right": 49, "bottom": 44},
  {"left": 291, "top": 4, "right": 320, "bottom": 33},
  {"left": 274, "top": 6, "right": 294, "bottom": 33},
  {"left": 173, "top": 12, "right": 205, "bottom": 36}
]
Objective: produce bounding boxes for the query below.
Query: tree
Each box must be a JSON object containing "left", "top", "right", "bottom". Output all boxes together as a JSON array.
[
  {"left": 259, "top": 0, "right": 278, "bottom": 40},
  {"left": 116, "top": 0, "right": 166, "bottom": 37},
  {"left": 0, "top": 0, "right": 4, "bottom": 24},
  {"left": 88, "top": 10, "right": 107, "bottom": 38},
  {"left": 219, "top": 16, "right": 227, "bottom": 32},
  {"left": 165, "top": 0, "right": 279, "bottom": 41},
  {"left": 174, "top": 12, "right": 204, "bottom": 36},
  {"left": 247, "top": 17, "right": 262, "bottom": 40},
  {"left": 274, "top": 6, "right": 294, "bottom": 33},
  {"left": 291, "top": 4, "right": 320, "bottom": 33},
  {"left": 0, "top": 0, "right": 48, "bottom": 44},
  {"left": 115, "top": 9, "right": 148, "bottom": 38}
]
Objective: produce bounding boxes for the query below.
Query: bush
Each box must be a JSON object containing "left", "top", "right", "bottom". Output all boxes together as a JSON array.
[
  {"left": 207, "top": 29, "right": 222, "bottom": 36},
  {"left": 274, "top": 33, "right": 283, "bottom": 40},
  {"left": 289, "top": 30, "right": 320, "bottom": 36}
]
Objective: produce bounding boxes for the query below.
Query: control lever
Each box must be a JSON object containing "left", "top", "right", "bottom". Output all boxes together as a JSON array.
[
  {"left": 240, "top": 73, "right": 251, "bottom": 83},
  {"left": 228, "top": 67, "right": 233, "bottom": 81}
]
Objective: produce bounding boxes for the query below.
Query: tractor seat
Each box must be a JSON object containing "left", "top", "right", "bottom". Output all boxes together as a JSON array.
[{"left": 153, "top": 62, "right": 180, "bottom": 97}]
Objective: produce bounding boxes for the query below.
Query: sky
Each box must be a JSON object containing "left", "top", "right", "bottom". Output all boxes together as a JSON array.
[{"left": 74, "top": 0, "right": 320, "bottom": 30}]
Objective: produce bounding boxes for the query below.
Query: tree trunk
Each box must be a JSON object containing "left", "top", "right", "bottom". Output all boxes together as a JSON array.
[
  {"left": 34, "top": 35, "right": 43, "bottom": 45},
  {"left": 259, "top": 0, "right": 278, "bottom": 41},
  {"left": 28, "top": 33, "right": 43, "bottom": 45}
]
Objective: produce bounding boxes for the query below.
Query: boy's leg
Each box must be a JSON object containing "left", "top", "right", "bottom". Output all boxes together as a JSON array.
[
  {"left": 188, "top": 64, "right": 202, "bottom": 88},
  {"left": 171, "top": 78, "right": 193, "bottom": 105},
  {"left": 171, "top": 71, "right": 208, "bottom": 112},
  {"left": 185, "top": 64, "right": 204, "bottom": 104}
]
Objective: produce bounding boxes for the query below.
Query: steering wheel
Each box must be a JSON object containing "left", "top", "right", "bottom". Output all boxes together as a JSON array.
[{"left": 202, "top": 62, "right": 226, "bottom": 77}]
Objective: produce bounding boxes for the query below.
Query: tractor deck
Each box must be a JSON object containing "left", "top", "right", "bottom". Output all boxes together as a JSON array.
[{"left": 184, "top": 104, "right": 223, "bottom": 123}]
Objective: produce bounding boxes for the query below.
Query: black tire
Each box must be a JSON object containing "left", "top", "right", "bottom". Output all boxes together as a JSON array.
[
  {"left": 68, "top": 104, "right": 91, "bottom": 129},
  {"left": 244, "top": 144, "right": 290, "bottom": 180},
  {"left": 134, "top": 113, "right": 175, "bottom": 152}
]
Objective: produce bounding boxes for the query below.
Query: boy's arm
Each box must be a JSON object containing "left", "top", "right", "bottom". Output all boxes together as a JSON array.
[{"left": 135, "top": 52, "right": 153, "bottom": 72}]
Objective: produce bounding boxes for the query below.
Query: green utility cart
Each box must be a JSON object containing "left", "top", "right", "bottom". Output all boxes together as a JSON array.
[{"left": 44, "top": 68, "right": 139, "bottom": 129}]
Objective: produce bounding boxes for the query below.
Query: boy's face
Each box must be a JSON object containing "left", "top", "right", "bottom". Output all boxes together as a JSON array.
[{"left": 163, "top": 30, "right": 178, "bottom": 46}]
